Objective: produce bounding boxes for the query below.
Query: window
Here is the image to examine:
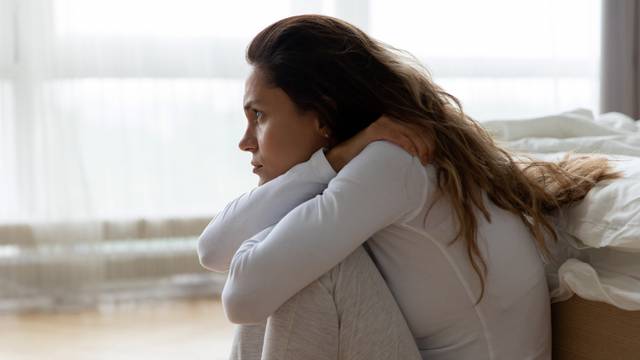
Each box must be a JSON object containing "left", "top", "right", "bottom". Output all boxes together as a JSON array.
[
  {"left": 370, "top": 0, "right": 602, "bottom": 120},
  {"left": 0, "top": 0, "right": 603, "bottom": 311},
  {"left": 1, "top": 0, "right": 602, "bottom": 223}
]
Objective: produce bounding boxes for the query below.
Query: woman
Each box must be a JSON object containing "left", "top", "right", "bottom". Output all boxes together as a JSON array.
[{"left": 198, "top": 15, "right": 620, "bottom": 360}]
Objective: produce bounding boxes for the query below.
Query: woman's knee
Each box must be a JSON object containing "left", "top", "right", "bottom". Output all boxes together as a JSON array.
[
  {"left": 329, "top": 244, "right": 381, "bottom": 285},
  {"left": 270, "top": 244, "right": 381, "bottom": 319},
  {"left": 272, "top": 245, "right": 377, "bottom": 314},
  {"left": 310, "top": 244, "right": 376, "bottom": 295}
]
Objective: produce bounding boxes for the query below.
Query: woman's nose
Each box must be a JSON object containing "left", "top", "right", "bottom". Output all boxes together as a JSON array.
[{"left": 238, "top": 129, "right": 258, "bottom": 152}]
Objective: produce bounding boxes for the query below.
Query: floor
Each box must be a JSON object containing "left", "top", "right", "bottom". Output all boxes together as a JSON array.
[{"left": 0, "top": 298, "right": 236, "bottom": 360}]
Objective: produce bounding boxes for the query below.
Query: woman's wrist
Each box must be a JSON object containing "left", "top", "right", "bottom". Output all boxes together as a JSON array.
[
  {"left": 324, "top": 128, "right": 372, "bottom": 172},
  {"left": 324, "top": 146, "right": 348, "bottom": 173}
]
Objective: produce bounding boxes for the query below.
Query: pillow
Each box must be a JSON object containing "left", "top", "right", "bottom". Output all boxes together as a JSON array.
[
  {"left": 481, "top": 108, "right": 640, "bottom": 253},
  {"left": 484, "top": 109, "right": 640, "bottom": 310},
  {"left": 481, "top": 108, "right": 626, "bottom": 141},
  {"left": 555, "top": 153, "right": 640, "bottom": 252},
  {"left": 506, "top": 151, "right": 640, "bottom": 254}
]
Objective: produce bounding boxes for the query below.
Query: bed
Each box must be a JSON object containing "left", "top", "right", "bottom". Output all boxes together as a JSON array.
[{"left": 481, "top": 108, "right": 640, "bottom": 359}]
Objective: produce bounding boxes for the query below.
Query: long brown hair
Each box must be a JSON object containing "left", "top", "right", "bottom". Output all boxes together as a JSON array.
[{"left": 247, "top": 14, "right": 622, "bottom": 305}]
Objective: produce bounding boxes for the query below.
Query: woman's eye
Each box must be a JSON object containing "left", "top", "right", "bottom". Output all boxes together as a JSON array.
[{"left": 254, "top": 110, "right": 263, "bottom": 120}]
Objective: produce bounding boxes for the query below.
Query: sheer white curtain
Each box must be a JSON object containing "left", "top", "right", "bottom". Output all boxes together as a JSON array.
[
  {"left": 0, "top": 0, "right": 601, "bottom": 310},
  {"left": 370, "top": 0, "right": 602, "bottom": 120}
]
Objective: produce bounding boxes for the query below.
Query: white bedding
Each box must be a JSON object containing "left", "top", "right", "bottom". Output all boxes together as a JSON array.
[{"left": 481, "top": 109, "right": 640, "bottom": 310}]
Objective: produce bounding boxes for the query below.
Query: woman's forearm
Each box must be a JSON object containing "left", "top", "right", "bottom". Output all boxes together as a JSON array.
[{"left": 197, "top": 148, "right": 337, "bottom": 272}]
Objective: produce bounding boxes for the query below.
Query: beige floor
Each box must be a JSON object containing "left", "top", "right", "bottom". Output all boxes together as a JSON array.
[{"left": 0, "top": 298, "right": 237, "bottom": 360}]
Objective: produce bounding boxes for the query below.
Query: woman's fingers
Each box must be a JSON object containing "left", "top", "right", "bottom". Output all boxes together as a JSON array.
[
  {"left": 409, "top": 136, "right": 429, "bottom": 166},
  {"left": 391, "top": 130, "right": 427, "bottom": 166},
  {"left": 366, "top": 115, "right": 431, "bottom": 165},
  {"left": 378, "top": 121, "right": 418, "bottom": 158},
  {"left": 396, "top": 122, "right": 430, "bottom": 165},
  {"left": 398, "top": 133, "right": 419, "bottom": 159},
  {"left": 406, "top": 129, "right": 430, "bottom": 165}
]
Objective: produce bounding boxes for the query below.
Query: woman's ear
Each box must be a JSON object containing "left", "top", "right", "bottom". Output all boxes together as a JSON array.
[
  {"left": 317, "top": 95, "right": 336, "bottom": 139},
  {"left": 313, "top": 117, "right": 331, "bottom": 138},
  {"left": 314, "top": 118, "right": 336, "bottom": 150}
]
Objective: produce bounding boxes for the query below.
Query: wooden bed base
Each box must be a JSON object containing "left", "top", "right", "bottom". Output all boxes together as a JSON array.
[{"left": 551, "top": 295, "right": 640, "bottom": 359}]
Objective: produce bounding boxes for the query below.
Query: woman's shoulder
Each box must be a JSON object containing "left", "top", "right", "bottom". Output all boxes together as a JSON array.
[{"left": 360, "top": 140, "right": 421, "bottom": 165}]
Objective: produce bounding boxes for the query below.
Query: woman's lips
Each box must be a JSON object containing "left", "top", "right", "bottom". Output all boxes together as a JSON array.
[{"left": 252, "top": 165, "right": 262, "bottom": 173}]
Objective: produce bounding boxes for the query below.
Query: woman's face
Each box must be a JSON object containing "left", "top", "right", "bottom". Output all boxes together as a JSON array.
[{"left": 239, "top": 68, "right": 330, "bottom": 186}]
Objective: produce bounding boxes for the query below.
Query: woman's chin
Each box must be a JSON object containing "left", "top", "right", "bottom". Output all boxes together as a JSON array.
[
  {"left": 257, "top": 175, "right": 270, "bottom": 186},
  {"left": 256, "top": 168, "right": 285, "bottom": 186}
]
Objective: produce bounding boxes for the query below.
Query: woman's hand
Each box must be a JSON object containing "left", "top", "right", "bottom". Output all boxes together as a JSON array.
[{"left": 325, "top": 115, "right": 432, "bottom": 173}]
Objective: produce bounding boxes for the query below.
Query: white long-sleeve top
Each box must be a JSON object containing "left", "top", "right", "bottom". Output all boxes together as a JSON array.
[{"left": 197, "top": 140, "right": 551, "bottom": 360}]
